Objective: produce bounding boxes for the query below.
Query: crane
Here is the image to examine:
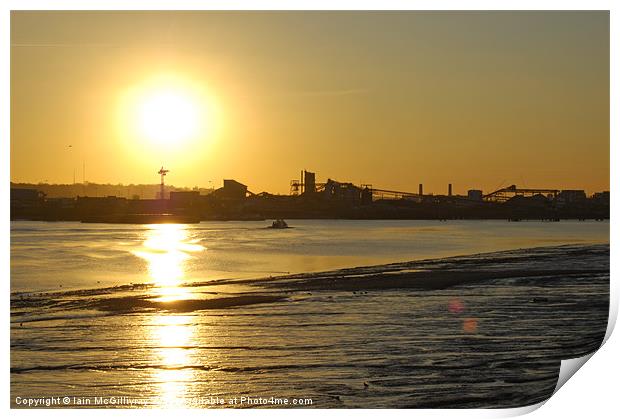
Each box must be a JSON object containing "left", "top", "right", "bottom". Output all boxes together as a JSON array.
[
  {"left": 483, "top": 184, "right": 559, "bottom": 202},
  {"left": 158, "top": 166, "right": 169, "bottom": 200}
]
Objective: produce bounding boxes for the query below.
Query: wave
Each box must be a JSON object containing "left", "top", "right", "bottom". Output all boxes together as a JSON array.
[{"left": 11, "top": 357, "right": 560, "bottom": 375}]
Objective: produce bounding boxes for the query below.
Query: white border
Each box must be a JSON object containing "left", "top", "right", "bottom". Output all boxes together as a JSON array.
[
  {"left": 0, "top": 0, "right": 617, "bottom": 11},
  {"left": 2, "top": 1, "right": 617, "bottom": 418}
]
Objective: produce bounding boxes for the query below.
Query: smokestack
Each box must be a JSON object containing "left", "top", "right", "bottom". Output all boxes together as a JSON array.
[
  {"left": 448, "top": 183, "right": 452, "bottom": 196},
  {"left": 419, "top": 184, "right": 423, "bottom": 196}
]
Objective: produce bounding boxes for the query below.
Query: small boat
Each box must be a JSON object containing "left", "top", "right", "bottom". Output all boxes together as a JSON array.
[{"left": 269, "top": 219, "right": 289, "bottom": 229}]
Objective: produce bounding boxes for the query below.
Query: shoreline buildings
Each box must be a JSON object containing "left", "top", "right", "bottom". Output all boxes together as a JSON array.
[{"left": 10, "top": 170, "right": 610, "bottom": 222}]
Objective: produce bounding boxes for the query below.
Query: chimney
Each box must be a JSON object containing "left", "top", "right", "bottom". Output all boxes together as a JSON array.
[
  {"left": 448, "top": 183, "right": 452, "bottom": 196},
  {"left": 419, "top": 184, "right": 423, "bottom": 196}
]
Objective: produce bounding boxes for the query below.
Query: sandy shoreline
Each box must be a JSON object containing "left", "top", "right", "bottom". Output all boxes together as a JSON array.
[
  {"left": 42, "top": 243, "right": 608, "bottom": 314},
  {"left": 11, "top": 243, "right": 610, "bottom": 408}
]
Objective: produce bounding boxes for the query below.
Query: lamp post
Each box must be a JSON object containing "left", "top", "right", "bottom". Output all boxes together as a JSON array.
[{"left": 68, "top": 145, "right": 75, "bottom": 186}]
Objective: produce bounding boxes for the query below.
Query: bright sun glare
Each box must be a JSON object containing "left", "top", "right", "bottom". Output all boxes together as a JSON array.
[
  {"left": 137, "top": 89, "right": 200, "bottom": 146},
  {"left": 118, "top": 75, "right": 218, "bottom": 156},
  {"left": 132, "top": 224, "right": 204, "bottom": 302}
]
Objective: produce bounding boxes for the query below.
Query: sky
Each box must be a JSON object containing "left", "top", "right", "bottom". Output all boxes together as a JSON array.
[{"left": 10, "top": 11, "right": 609, "bottom": 195}]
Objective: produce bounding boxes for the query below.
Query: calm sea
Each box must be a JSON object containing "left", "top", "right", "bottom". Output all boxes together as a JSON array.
[{"left": 10, "top": 219, "right": 609, "bottom": 293}]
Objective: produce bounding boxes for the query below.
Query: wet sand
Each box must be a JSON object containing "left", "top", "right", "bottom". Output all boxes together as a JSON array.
[{"left": 11, "top": 244, "right": 609, "bottom": 408}]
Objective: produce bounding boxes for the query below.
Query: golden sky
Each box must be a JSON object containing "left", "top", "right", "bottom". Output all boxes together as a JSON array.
[{"left": 10, "top": 11, "right": 609, "bottom": 195}]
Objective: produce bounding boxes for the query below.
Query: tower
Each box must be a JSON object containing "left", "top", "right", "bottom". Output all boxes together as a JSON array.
[{"left": 158, "top": 166, "right": 169, "bottom": 200}]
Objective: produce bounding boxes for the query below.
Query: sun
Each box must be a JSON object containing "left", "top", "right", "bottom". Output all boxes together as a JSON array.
[
  {"left": 117, "top": 74, "right": 220, "bottom": 157},
  {"left": 137, "top": 88, "right": 200, "bottom": 146}
]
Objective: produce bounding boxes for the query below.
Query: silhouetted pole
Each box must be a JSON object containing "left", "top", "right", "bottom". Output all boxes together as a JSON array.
[
  {"left": 82, "top": 160, "right": 85, "bottom": 196},
  {"left": 158, "top": 166, "right": 169, "bottom": 200},
  {"left": 68, "top": 144, "right": 74, "bottom": 185}
]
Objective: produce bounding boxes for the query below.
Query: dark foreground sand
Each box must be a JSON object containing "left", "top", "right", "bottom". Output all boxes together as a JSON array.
[{"left": 11, "top": 244, "right": 609, "bottom": 408}]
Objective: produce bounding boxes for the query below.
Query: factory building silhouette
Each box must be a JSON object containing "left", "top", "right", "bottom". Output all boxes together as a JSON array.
[{"left": 10, "top": 168, "right": 610, "bottom": 223}]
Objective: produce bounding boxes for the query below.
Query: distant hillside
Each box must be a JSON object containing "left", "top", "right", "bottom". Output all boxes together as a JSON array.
[{"left": 10, "top": 182, "right": 214, "bottom": 199}]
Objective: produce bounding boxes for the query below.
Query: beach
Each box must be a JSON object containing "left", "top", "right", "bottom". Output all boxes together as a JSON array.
[{"left": 10, "top": 220, "right": 609, "bottom": 408}]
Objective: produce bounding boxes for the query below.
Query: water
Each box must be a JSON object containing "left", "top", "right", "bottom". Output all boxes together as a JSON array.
[
  {"left": 10, "top": 220, "right": 609, "bottom": 408},
  {"left": 10, "top": 219, "right": 609, "bottom": 293}
]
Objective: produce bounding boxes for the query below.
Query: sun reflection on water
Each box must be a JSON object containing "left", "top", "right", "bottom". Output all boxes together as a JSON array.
[
  {"left": 132, "top": 224, "right": 204, "bottom": 301},
  {"left": 133, "top": 224, "right": 204, "bottom": 407},
  {"left": 151, "top": 314, "right": 196, "bottom": 407}
]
